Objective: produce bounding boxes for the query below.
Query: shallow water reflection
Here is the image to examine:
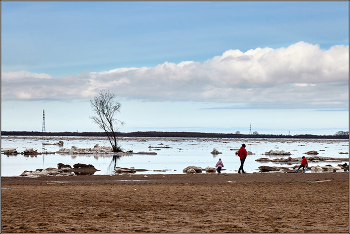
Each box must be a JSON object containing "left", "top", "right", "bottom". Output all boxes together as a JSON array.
[{"left": 1, "top": 136, "right": 349, "bottom": 176}]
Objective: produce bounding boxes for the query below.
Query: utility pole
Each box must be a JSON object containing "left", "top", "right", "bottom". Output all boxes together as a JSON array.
[
  {"left": 42, "top": 110, "right": 46, "bottom": 132},
  {"left": 249, "top": 123, "right": 251, "bottom": 135}
]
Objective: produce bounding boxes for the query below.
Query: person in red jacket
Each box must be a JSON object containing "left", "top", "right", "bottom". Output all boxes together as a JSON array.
[
  {"left": 237, "top": 144, "right": 247, "bottom": 173},
  {"left": 296, "top": 156, "right": 308, "bottom": 173}
]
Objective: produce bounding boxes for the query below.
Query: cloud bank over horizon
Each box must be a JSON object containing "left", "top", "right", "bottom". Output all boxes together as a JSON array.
[{"left": 2, "top": 42, "right": 349, "bottom": 109}]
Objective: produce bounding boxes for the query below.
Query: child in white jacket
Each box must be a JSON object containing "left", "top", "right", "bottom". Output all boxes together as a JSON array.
[{"left": 215, "top": 158, "right": 224, "bottom": 173}]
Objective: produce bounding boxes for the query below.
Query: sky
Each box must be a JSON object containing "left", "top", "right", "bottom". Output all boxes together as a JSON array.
[{"left": 1, "top": 1, "right": 349, "bottom": 135}]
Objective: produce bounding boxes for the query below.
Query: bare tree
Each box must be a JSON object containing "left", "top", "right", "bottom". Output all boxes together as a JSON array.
[
  {"left": 90, "top": 90, "right": 124, "bottom": 152},
  {"left": 335, "top": 131, "right": 349, "bottom": 136}
]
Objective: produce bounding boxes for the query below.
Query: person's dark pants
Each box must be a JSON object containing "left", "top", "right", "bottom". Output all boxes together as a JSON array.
[
  {"left": 297, "top": 165, "right": 306, "bottom": 172},
  {"left": 217, "top": 167, "right": 222, "bottom": 173},
  {"left": 238, "top": 158, "right": 246, "bottom": 173}
]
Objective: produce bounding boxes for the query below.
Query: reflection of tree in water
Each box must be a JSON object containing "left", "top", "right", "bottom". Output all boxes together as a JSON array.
[{"left": 108, "top": 154, "right": 121, "bottom": 173}]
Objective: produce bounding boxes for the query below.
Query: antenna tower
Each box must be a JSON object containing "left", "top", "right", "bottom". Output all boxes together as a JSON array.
[
  {"left": 42, "top": 110, "right": 46, "bottom": 132},
  {"left": 249, "top": 123, "right": 251, "bottom": 134}
]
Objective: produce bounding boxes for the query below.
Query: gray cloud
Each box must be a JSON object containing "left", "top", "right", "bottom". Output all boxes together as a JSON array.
[{"left": 1, "top": 41, "right": 348, "bottom": 109}]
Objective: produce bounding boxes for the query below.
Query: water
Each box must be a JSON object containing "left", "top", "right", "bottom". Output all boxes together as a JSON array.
[{"left": 1, "top": 135, "right": 349, "bottom": 176}]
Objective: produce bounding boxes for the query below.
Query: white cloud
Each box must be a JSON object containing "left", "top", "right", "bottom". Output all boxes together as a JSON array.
[
  {"left": 90, "top": 67, "right": 138, "bottom": 76},
  {"left": 1, "top": 70, "right": 52, "bottom": 80},
  {"left": 293, "top": 83, "right": 316, "bottom": 87},
  {"left": 1, "top": 42, "right": 348, "bottom": 109}
]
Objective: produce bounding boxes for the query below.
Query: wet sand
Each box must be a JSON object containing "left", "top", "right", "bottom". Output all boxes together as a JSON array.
[{"left": 1, "top": 172, "right": 349, "bottom": 233}]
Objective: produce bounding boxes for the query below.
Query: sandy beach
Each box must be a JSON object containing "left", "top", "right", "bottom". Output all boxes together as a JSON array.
[{"left": 1, "top": 172, "right": 349, "bottom": 233}]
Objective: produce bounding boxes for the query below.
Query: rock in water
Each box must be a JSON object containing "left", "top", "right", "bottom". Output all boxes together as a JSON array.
[
  {"left": 205, "top": 166, "right": 216, "bottom": 173},
  {"left": 211, "top": 148, "right": 222, "bottom": 155},
  {"left": 304, "top": 151, "right": 319, "bottom": 155},
  {"left": 183, "top": 166, "right": 203, "bottom": 173}
]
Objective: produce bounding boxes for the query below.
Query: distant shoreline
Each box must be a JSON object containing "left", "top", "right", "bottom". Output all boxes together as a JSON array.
[{"left": 1, "top": 131, "right": 348, "bottom": 139}]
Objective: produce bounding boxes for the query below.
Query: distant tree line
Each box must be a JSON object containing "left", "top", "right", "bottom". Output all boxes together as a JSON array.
[
  {"left": 335, "top": 131, "right": 349, "bottom": 136},
  {"left": 1, "top": 131, "right": 348, "bottom": 139}
]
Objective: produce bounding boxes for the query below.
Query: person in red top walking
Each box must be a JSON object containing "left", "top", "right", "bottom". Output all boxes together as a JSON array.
[
  {"left": 296, "top": 156, "right": 308, "bottom": 173},
  {"left": 237, "top": 144, "right": 247, "bottom": 173}
]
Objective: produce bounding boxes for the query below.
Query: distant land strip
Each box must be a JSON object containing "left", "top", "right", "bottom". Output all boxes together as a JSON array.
[{"left": 1, "top": 131, "right": 348, "bottom": 139}]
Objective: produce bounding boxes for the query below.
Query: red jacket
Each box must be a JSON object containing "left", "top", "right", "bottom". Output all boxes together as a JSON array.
[
  {"left": 301, "top": 158, "right": 308, "bottom": 166},
  {"left": 237, "top": 147, "right": 247, "bottom": 159}
]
